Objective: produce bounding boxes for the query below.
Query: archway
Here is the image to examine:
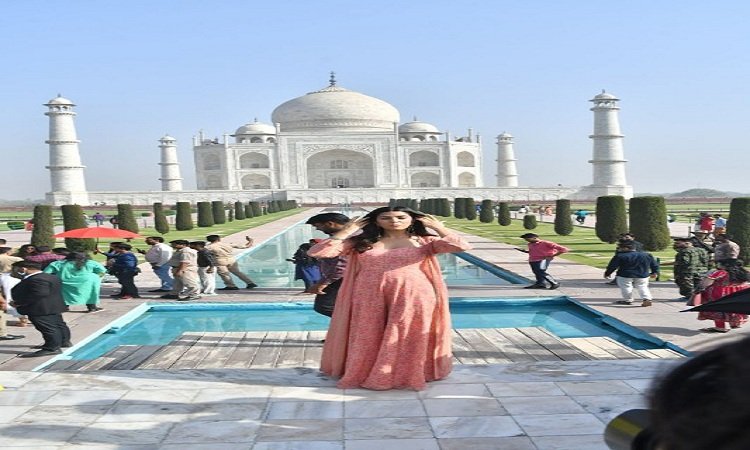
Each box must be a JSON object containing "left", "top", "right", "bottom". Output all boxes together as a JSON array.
[
  {"left": 458, "top": 172, "right": 476, "bottom": 187},
  {"left": 411, "top": 172, "right": 440, "bottom": 187},
  {"left": 239, "top": 152, "right": 270, "bottom": 169},
  {"left": 457, "top": 151, "right": 475, "bottom": 167},
  {"left": 409, "top": 151, "right": 439, "bottom": 167},
  {"left": 202, "top": 154, "right": 221, "bottom": 170},
  {"left": 241, "top": 174, "right": 271, "bottom": 189},
  {"left": 306, "top": 149, "right": 375, "bottom": 188}
]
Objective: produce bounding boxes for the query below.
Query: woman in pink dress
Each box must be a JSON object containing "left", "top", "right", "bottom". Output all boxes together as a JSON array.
[
  {"left": 309, "top": 206, "right": 471, "bottom": 390},
  {"left": 698, "top": 259, "right": 750, "bottom": 333}
]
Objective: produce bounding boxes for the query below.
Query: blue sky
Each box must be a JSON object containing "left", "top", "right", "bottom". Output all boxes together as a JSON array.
[{"left": 2, "top": 0, "right": 749, "bottom": 199}]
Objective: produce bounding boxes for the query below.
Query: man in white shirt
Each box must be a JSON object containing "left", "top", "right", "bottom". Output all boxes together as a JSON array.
[{"left": 137, "top": 236, "right": 173, "bottom": 292}]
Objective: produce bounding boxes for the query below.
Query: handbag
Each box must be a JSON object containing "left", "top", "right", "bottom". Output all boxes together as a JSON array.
[{"left": 686, "top": 291, "right": 703, "bottom": 307}]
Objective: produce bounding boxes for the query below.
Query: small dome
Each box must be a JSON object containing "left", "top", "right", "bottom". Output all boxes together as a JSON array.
[
  {"left": 592, "top": 90, "right": 618, "bottom": 100},
  {"left": 160, "top": 134, "right": 176, "bottom": 141},
  {"left": 234, "top": 119, "right": 276, "bottom": 136},
  {"left": 271, "top": 84, "right": 400, "bottom": 131},
  {"left": 398, "top": 121, "right": 440, "bottom": 134},
  {"left": 45, "top": 95, "right": 75, "bottom": 106},
  {"left": 497, "top": 132, "right": 513, "bottom": 139}
]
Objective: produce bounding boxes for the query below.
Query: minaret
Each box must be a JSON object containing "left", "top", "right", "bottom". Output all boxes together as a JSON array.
[
  {"left": 158, "top": 135, "right": 183, "bottom": 191},
  {"left": 496, "top": 132, "right": 518, "bottom": 187},
  {"left": 586, "top": 91, "right": 633, "bottom": 198},
  {"left": 44, "top": 95, "right": 89, "bottom": 205}
]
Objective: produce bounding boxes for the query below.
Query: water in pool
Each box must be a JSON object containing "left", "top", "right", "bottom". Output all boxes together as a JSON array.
[
  {"left": 68, "top": 299, "right": 662, "bottom": 360},
  {"left": 229, "top": 223, "right": 520, "bottom": 288}
]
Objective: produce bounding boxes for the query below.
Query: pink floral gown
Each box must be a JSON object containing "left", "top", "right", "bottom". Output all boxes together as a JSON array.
[
  {"left": 697, "top": 269, "right": 750, "bottom": 328},
  {"left": 309, "top": 234, "right": 471, "bottom": 390}
]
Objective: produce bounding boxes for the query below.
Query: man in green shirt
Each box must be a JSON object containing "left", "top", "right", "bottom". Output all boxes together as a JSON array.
[{"left": 671, "top": 238, "right": 709, "bottom": 299}]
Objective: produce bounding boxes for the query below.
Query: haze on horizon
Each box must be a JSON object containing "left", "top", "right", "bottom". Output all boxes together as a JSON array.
[{"left": 1, "top": 1, "right": 748, "bottom": 200}]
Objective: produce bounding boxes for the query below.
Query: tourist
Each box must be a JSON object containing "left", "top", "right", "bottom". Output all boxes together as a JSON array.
[
  {"left": 604, "top": 241, "right": 659, "bottom": 307},
  {"left": 288, "top": 239, "right": 321, "bottom": 290},
  {"left": 309, "top": 206, "right": 471, "bottom": 390},
  {"left": 713, "top": 234, "right": 740, "bottom": 265},
  {"left": 0, "top": 273, "right": 23, "bottom": 341},
  {"left": 24, "top": 245, "right": 65, "bottom": 270},
  {"left": 617, "top": 233, "right": 645, "bottom": 252},
  {"left": 650, "top": 335, "right": 750, "bottom": 450},
  {"left": 162, "top": 240, "right": 201, "bottom": 301},
  {"left": 92, "top": 212, "right": 106, "bottom": 226},
  {"left": 44, "top": 252, "right": 107, "bottom": 312},
  {"left": 14, "top": 244, "right": 36, "bottom": 258},
  {"left": 666, "top": 238, "right": 709, "bottom": 300},
  {"left": 189, "top": 241, "right": 217, "bottom": 296},
  {"left": 109, "top": 215, "right": 119, "bottom": 229},
  {"left": 0, "top": 247, "right": 22, "bottom": 274},
  {"left": 713, "top": 214, "right": 727, "bottom": 235},
  {"left": 696, "top": 259, "right": 750, "bottom": 333},
  {"left": 137, "top": 236, "right": 173, "bottom": 293},
  {"left": 689, "top": 231, "right": 715, "bottom": 256},
  {"left": 516, "top": 233, "right": 569, "bottom": 289},
  {"left": 304, "top": 212, "right": 351, "bottom": 317},
  {"left": 698, "top": 213, "right": 714, "bottom": 234},
  {"left": 98, "top": 243, "right": 140, "bottom": 299},
  {"left": 10, "top": 260, "right": 71, "bottom": 357},
  {"left": 206, "top": 234, "right": 257, "bottom": 290},
  {"left": 574, "top": 209, "right": 588, "bottom": 224}
]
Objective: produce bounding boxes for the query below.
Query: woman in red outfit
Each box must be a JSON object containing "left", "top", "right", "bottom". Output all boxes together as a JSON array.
[
  {"left": 697, "top": 259, "right": 750, "bottom": 333},
  {"left": 309, "top": 206, "right": 471, "bottom": 390}
]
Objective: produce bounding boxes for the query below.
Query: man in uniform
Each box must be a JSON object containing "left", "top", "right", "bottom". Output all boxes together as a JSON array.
[
  {"left": 671, "top": 238, "right": 709, "bottom": 300},
  {"left": 206, "top": 235, "right": 258, "bottom": 290}
]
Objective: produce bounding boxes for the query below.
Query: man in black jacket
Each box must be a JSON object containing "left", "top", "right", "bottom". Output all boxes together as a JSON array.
[
  {"left": 10, "top": 261, "right": 71, "bottom": 357},
  {"left": 604, "top": 242, "right": 660, "bottom": 307}
]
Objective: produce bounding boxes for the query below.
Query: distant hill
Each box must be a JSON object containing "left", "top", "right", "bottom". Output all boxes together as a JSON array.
[{"left": 668, "top": 189, "right": 735, "bottom": 198}]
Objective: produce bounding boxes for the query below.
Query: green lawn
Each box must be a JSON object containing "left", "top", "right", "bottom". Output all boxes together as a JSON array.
[{"left": 443, "top": 217, "right": 677, "bottom": 279}]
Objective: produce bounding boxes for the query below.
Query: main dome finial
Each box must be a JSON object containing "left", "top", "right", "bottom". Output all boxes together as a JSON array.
[{"left": 329, "top": 71, "right": 336, "bottom": 87}]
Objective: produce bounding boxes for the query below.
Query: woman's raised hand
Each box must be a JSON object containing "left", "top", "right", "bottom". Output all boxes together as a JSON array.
[{"left": 417, "top": 214, "right": 447, "bottom": 233}]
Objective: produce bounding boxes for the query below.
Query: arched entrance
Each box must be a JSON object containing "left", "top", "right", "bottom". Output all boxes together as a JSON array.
[{"left": 305, "top": 150, "right": 375, "bottom": 188}]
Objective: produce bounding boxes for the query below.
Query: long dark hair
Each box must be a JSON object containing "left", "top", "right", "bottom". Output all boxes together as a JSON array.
[
  {"left": 65, "top": 251, "right": 90, "bottom": 270},
  {"left": 350, "top": 206, "right": 433, "bottom": 253},
  {"left": 719, "top": 259, "right": 750, "bottom": 283}
]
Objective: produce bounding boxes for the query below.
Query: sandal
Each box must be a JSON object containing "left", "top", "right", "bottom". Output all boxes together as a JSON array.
[{"left": 699, "top": 327, "right": 730, "bottom": 333}]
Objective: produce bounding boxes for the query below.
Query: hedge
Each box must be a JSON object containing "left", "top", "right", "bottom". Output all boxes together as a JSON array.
[
  {"left": 464, "top": 198, "right": 477, "bottom": 220},
  {"left": 211, "top": 201, "right": 226, "bottom": 224},
  {"left": 554, "top": 199, "right": 574, "bottom": 236},
  {"left": 497, "top": 202, "right": 511, "bottom": 226},
  {"left": 727, "top": 198, "right": 750, "bottom": 262},
  {"left": 61, "top": 204, "right": 95, "bottom": 251},
  {"left": 454, "top": 198, "right": 466, "bottom": 219},
  {"left": 479, "top": 200, "right": 494, "bottom": 223},
  {"left": 153, "top": 203, "right": 170, "bottom": 234},
  {"left": 523, "top": 214, "right": 538, "bottom": 230},
  {"left": 234, "top": 201, "right": 245, "bottom": 220},
  {"left": 175, "top": 202, "right": 193, "bottom": 231},
  {"left": 197, "top": 202, "right": 214, "bottom": 227},
  {"left": 30, "top": 205, "right": 55, "bottom": 248},
  {"left": 117, "top": 204, "right": 139, "bottom": 233},
  {"left": 628, "top": 196, "right": 671, "bottom": 251},
  {"left": 595, "top": 196, "right": 628, "bottom": 244}
]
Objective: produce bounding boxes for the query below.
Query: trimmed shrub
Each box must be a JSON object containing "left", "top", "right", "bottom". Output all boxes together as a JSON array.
[
  {"left": 117, "top": 204, "right": 139, "bottom": 233},
  {"left": 234, "top": 201, "right": 245, "bottom": 220},
  {"left": 153, "top": 203, "right": 170, "bottom": 234},
  {"left": 453, "top": 198, "right": 466, "bottom": 219},
  {"left": 595, "top": 196, "right": 628, "bottom": 243},
  {"left": 61, "top": 204, "right": 95, "bottom": 251},
  {"left": 175, "top": 202, "right": 193, "bottom": 231},
  {"left": 30, "top": 205, "right": 55, "bottom": 248},
  {"left": 211, "top": 201, "right": 226, "bottom": 224},
  {"left": 554, "top": 199, "right": 574, "bottom": 236},
  {"left": 197, "top": 202, "right": 214, "bottom": 227},
  {"left": 523, "top": 214, "right": 538, "bottom": 230},
  {"left": 727, "top": 198, "right": 750, "bottom": 262},
  {"left": 227, "top": 207, "right": 234, "bottom": 222},
  {"left": 244, "top": 203, "right": 254, "bottom": 219},
  {"left": 438, "top": 198, "right": 451, "bottom": 217},
  {"left": 6, "top": 221, "right": 24, "bottom": 230},
  {"left": 464, "top": 198, "right": 477, "bottom": 220},
  {"left": 267, "top": 201, "right": 278, "bottom": 213},
  {"left": 408, "top": 199, "right": 419, "bottom": 210},
  {"left": 479, "top": 200, "right": 494, "bottom": 223},
  {"left": 497, "top": 202, "right": 511, "bottom": 226},
  {"left": 628, "top": 196, "right": 671, "bottom": 251},
  {"left": 250, "top": 201, "right": 262, "bottom": 216},
  {"left": 164, "top": 210, "right": 176, "bottom": 216}
]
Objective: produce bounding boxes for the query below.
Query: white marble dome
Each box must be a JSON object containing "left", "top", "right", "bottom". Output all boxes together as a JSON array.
[
  {"left": 398, "top": 120, "right": 440, "bottom": 134},
  {"left": 271, "top": 84, "right": 400, "bottom": 131},
  {"left": 235, "top": 119, "right": 276, "bottom": 135},
  {"left": 46, "top": 96, "right": 75, "bottom": 106},
  {"left": 592, "top": 91, "right": 618, "bottom": 100}
]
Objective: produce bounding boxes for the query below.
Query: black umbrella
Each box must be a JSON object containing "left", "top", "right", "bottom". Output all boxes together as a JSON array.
[{"left": 683, "top": 288, "right": 750, "bottom": 314}]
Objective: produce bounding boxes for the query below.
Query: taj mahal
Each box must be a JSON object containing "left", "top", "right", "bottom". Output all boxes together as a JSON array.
[{"left": 44, "top": 75, "right": 633, "bottom": 206}]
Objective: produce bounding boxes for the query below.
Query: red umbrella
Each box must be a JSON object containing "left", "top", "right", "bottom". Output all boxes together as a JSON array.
[{"left": 54, "top": 227, "right": 142, "bottom": 239}]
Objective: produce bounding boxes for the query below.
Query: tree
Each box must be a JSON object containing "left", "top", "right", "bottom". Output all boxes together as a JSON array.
[
  {"left": 439, "top": 198, "right": 451, "bottom": 217},
  {"left": 523, "top": 214, "right": 538, "bottom": 230},
  {"left": 554, "top": 199, "right": 574, "bottom": 236},
  {"left": 153, "top": 203, "right": 170, "bottom": 234},
  {"left": 61, "top": 204, "right": 95, "bottom": 251},
  {"left": 267, "top": 201, "right": 278, "bottom": 213},
  {"left": 479, "top": 200, "right": 494, "bottom": 223},
  {"left": 116, "top": 204, "right": 139, "bottom": 233},
  {"left": 464, "top": 198, "right": 477, "bottom": 220},
  {"left": 454, "top": 198, "right": 466, "bottom": 219},
  {"left": 595, "top": 196, "right": 628, "bottom": 243},
  {"left": 30, "top": 205, "right": 54, "bottom": 248},
  {"left": 244, "top": 202, "right": 254, "bottom": 218},
  {"left": 197, "top": 202, "right": 214, "bottom": 227},
  {"left": 211, "top": 201, "right": 226, "bottom": 224},
  {"left": 175, "top": 202, "right": 193, "bottom": 231},
  {"left": 227, "top": 206, "right": 234, "bottom": 222},
  {"left": 726, "top": 198, "right": 750, "bottom": 262},
  {"left": 408, "top": 199, "right": 419, "bottom": 210},
  {"left": 250, "top": 201, "right": 262, "bottom": 216},
  {"left": 234, "top": 201, "right": 245, "bottom": 220},
  {"left": 629, "top": 196, "right": 671, "bottom": 251},
  {"left": 497, "top": 202, "right": 511, "bottom": 226}
]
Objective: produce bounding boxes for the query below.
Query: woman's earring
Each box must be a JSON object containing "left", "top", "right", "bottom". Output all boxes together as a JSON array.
[{"left": 407, "top": 225, "right": 415, "bottom": 234}]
